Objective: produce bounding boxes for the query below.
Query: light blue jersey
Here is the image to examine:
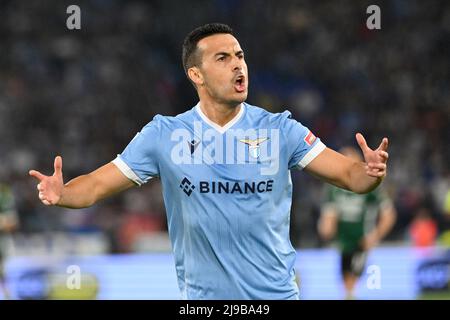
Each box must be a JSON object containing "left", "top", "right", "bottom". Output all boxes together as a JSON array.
[{"left": 112, "top": 102, "right": 326, "bottom": 299}]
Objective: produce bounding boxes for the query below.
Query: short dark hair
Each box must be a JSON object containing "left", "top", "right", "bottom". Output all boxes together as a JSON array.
[{"left": 182, "top": 23, "right": 233, "bottom": 77}]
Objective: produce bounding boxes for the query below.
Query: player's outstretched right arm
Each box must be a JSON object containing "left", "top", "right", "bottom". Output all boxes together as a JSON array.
[{"left": 29, "top": 156, "right": 135, "bottom": 209}]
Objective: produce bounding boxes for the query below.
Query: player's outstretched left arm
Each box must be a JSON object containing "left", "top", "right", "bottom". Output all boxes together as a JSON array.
[{"left": 305, "top": 133, "right": 389, "bottom": 194}]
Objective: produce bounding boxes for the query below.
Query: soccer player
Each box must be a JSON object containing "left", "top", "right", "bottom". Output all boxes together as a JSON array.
[
  {"left": 0, "top": 182, "right": 19, "bottom": 299},
  {"left": 318, "top": 146, "right": 396, "bottom": 299},
  {"left": 29, "top": 23, "right": 390, "bottom": 299}
]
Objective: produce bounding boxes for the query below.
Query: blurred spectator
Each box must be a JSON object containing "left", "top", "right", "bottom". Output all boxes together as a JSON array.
[
  {"left": 0, "top": 182, "right": 19, "bottom": 299},
  {"left": 116, "top": 184, "right": 166, "bottom": 252},
  {"left": 409, "top": 207, "right": 438, "bottom": 247}
]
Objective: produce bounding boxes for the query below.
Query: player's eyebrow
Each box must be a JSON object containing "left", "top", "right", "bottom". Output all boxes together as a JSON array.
[
  {"left": 214, "top": 50, "right": 245, "bottom": 58},
  {"left": 214, "top": 52, "right": 230, "bottom": 58}
]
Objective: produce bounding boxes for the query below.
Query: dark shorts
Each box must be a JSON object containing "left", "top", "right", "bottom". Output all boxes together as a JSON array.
[{"left": 341, "top": 250, "right": 368, "bottom": 277}]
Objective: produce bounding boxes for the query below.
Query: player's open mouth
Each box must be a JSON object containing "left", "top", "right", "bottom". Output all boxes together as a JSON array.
[{"left": 234, "top": 75, "right": 246, "bottom": 93}]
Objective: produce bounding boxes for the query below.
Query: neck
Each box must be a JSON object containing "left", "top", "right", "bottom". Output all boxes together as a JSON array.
[{"left": 198, "top": 100, "right": 242, "bottom": 127}]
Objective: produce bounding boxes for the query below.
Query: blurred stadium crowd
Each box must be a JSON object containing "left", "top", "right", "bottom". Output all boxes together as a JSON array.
[{"left": 0, "top": 0, "right": 448, "bottom": 253}]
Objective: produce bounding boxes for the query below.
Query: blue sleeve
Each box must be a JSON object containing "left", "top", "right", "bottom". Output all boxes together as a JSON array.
[
  {"left": 281, "top": 111, "right": 326, "bottom": 170},
  {"left": 112, "top": 116, "right": 161, "bottom": 185}
]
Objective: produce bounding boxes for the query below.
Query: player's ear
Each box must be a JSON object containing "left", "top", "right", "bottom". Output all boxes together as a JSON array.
[{"left": 188, "top": 66, "right": 204, "bottom": 86}]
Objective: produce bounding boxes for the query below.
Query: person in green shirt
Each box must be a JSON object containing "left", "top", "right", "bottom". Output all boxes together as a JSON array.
[
  {"left": 318, "top": 146, "right": 396, "bottom": 299},
  {"left": 0, "top": 183, "right": 18, "bottom": 299}
]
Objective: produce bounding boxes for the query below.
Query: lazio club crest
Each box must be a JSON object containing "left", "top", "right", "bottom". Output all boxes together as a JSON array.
[{"left": 239, "top": 137, "right": 269, "bottom": 159}]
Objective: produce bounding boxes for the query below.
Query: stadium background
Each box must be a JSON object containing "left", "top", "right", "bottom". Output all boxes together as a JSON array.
[{"left": 0, "top": 0, "right": 448, "bottom": 299}]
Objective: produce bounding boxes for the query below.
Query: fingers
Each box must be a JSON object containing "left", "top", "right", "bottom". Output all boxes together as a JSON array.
[
  {"left": 368, "top": 162, "right": 386, "bottom": 171},
  {"left": 38, "top": 191, "right": 53, "bottom": 206},
  {"left": 366, "top": 171, "right": 386, "bottom": 178},
  {"left": 378, "top": 137, "right": 389, "bottom": 152},
  {"left": 378, "top": 150, "right": 389, "bottom": 161},
  {"left": 53, "top": 156, "right": 63, "bottom": 177},
  {"left": 30, "top": 158, "right": 62, "bottom": 206},
  {"left": 355, "top": 133, "right": 369, "bottom": 152},
  {"left": 29, "top": 170, "right": 47, "bottom": 182},
  {"left": 357, "top": 134, "right": 389, "bottom": 153},
  {"left": 366, "top": 168, "right": 386, "bottom": 178},
  {"left": 366, "top": 162, "right": 387, "bottom": 178}
]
